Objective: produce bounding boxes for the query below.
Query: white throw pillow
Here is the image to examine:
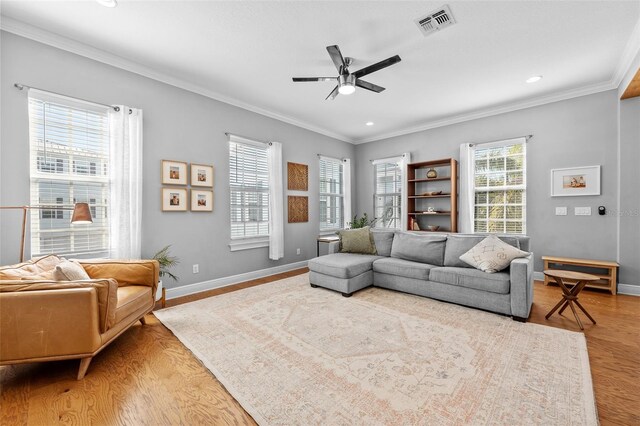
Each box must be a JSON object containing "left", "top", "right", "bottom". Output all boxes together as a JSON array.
[
  {"left": 54, "top": 260, "right": 91, "bottom": 281},
  {"left": 459, "top": 235, "right": 529, "bottom": 273}
]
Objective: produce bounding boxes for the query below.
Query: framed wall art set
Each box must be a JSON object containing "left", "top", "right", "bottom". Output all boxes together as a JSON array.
[{"left": 161, "top": 160, "right": 214, "bottom": 212}]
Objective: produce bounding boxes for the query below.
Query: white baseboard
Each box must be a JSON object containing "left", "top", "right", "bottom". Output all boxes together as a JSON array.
[
  {"left": 165, "top": 260, "right": 308, "bottom": 300},
  {"left": 533, "top": 271, "right": 545, "bottom": 282},
  {"left": 618, "top": 284, "right": 640, "bottom": 296}
]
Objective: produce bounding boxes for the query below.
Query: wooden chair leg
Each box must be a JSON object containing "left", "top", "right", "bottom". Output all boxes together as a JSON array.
[
  {"left": 139, "top": 316, "right": 147, "bottom": 325},
  {"left": 77, "top": 357, "right": 92, "bottom": 380}
]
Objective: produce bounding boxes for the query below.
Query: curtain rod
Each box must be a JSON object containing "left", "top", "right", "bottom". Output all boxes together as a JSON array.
[
  {"left": 369, "top": 153, "right": 407, "bottom": 162},
  {"left": 225, "top": 132, "right": 272, "bottom": 146},
  {"left": 317, "top": 154, "right": 348, "bottom": 162},
  {"left": 469, "top": 134, "right": 533, "bottom": 147},
  {"left": 14, "top": 83, "right": 122, "bottom": 112}
]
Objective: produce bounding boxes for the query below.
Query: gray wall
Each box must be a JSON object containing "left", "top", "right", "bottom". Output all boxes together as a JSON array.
[
  {"left": 0, "top": 32, "right": 355, "bottom": 288},
  {"left": 618, "top": 96, "right": 640, "bottom": 286},
  {"left": 354, "top": 90, "right": 622, "bottom": 275}
]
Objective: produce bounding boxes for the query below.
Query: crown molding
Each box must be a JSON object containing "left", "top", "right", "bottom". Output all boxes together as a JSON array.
[
  {"left": 353, "top": 80, "right": 616, "bottom": 144},
  {"left": 0, "top": 16, "right": 353, "bottom": 144},
  {"left": 613, "top": 17, "right": 640, "bottom": 93}
]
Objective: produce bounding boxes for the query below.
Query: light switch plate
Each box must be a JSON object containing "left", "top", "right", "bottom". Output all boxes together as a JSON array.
[
  {"left": 575, "top": 207, "right": 592, "bottom": 216},
  {"left": 555, "top": 207, "right": 567, "bottom": 216}
]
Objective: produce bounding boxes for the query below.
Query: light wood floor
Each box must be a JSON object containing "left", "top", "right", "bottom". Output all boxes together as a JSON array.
[{"left": 2, "top": 268, "right": 639, "bottom": 425}]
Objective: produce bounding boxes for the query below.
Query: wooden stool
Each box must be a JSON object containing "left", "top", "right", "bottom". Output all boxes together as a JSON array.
[{"left": 544, "top": 270, "right": 599, "bottom": 330}]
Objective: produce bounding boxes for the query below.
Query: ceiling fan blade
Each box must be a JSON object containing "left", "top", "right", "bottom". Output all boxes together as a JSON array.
[
  {"left": 292, "top": 77, "right": 337, "bottom": 82},
  {"left": 356, "top": 79, "right": 385, "bottom": 93},
  {"left": 325, "top": 85, "right": 339, "bottom": 101},
  {"left": 326, "top": 45, "right": 346, "bottom": 74},
  {"left": 353, "top": 55, "right": 401, "bottom": 78}
]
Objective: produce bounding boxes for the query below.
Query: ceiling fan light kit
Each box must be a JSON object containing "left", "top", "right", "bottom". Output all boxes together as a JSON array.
[{"left": 292, "top": 45, "right": 401, "bottom": 100}]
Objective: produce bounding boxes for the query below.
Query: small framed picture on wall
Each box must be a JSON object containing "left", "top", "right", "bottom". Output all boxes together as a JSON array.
[
  {"left": 190, "top": 163, "right": 214, "bottom": 187},
  {"left": 550, "top": 165, "right": 601, "bottom": 197},
  {"left": 162, "top": 160, "right": 188, "bottom": 185},
  {"left": 162, "top": 188, "right": 188, "bottom": 211},
  {"left": 191, "top": 189, "right": 213, "bottom": 212}
]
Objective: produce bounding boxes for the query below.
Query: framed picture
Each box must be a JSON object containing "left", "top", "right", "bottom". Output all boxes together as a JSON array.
[
  {"left": 162, "top": 188, "right": 188, "bottom": 211},
  {"left": 550, "top": 165, "right": 601, "bottom": 197},
  {"left": 287, "top": 162, "right": 308, "bottom": 191},
  {"left": 191, "top": 163, "right": 214, "bottom": 187},
  {"left": 288, "top": 196, "right": 309, "bottom": 223},
  {"left": 162, "top": 160, "right": 188, "bottom": 185},
  {"left": 191, "top": 189, "right": 213, "bottom": 212}
]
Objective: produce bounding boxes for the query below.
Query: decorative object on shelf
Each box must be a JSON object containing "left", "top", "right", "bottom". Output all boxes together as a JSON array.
[
  {"left": 0, "top": 203, "right": 93, "bottom": 262},
  {"left": 190, "top": 189, "right": 213, "bottom": 212},
  {"left": 412, "top": 220, "right": 421, "bottom": 231},
  {"left": 190, "top": 163, "right": 214, "bottom": 187},
  {"left": 162, "top": 188, "right": 188, "bottom": 211},
  {"left": 426, "top": 168, "right": 438, "bottom": 178},
  {"left": 427, "top": 206, "right": 435, "bottom": 213},
  {"left": 287, "top": 162, "right": 309, "bottom": 191},
  {"left": 288, "top": 196, "right": 308, "bottom": 223},
  {"left": 161, "top": 160, "right": 188, "bottom": 185},
  {"left": 426, "top": 225, "right": 440, "bottom": 232},
  {"left": 550, "top": 165, "right": 600, "bottom": 197},
  {"left": 421, "top": 190, "right": 443, "bottom": 196}
]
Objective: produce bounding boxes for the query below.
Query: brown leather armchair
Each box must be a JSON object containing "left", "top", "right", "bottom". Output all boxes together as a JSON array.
[{"left": 0, "top": 256, "right": 159, "bottom": 379}]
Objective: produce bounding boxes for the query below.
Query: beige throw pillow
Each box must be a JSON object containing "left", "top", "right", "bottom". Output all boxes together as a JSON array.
[
  {"left": 54, "top": 260, "right": 91, "bottom": 281},
  {"left": 338, "top": 226, "right": 377, "bottom": 255},
  {"left": 459, "top": 235, "right": 529, "bottom": 273}
]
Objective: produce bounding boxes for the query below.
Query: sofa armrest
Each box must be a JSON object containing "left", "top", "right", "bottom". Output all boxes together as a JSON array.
[
  {"left": 328, "top": 241, "right": 341, "bottom": 254},
  {"left": 510, "top": 254, "right": 534, "bottom": 319},
  {"left": 0, "top": 278, "right": 118, "bottom": 333},
  {"left": 79, "top": 259, "right": 159, "bottom": 293},
  {"left": 0, "top": 286, "right": 102, "bottom": 363}
]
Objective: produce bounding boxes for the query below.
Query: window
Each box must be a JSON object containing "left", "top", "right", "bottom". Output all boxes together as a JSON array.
[
  {"left": 319, "top": 157, "right": 344, "bottom": 231},
  {"left": 28, "top": 92, "right": 110, "bottom": 257},
  {"left": 472, "top": 140, "right": 526, "bottom": 234},
  {"left": 373, "top": 160, "right": 402, "bottom": 229},
  {"left": 229, "top": 138, "right": 269, "bottom": 239}
]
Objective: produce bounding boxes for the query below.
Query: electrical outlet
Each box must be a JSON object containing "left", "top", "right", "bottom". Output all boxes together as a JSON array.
[
  {"left": 575, "top": 207, "right": 592, "bottom": 216},
  {"left": 192, "top": 264, "right": 199, "bottom": 274},
  {"left": 555, "top": 207, "right": 567, "bottom": 216},
  {"left": 296, "top": 248, "right": 301, "bottom": 255}
]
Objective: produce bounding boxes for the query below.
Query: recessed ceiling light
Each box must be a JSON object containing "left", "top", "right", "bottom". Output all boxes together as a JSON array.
[
  {"left": 96, "top": 0, "right": 117, "bottom": 8},
  {"left": 366, "top": 122, "right": 374, "bottom": 126},
  {"left": 526, "top": 75, "right": 543, "bottom": 83}
]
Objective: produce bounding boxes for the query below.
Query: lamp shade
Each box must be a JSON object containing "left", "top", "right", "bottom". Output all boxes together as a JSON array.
[{"left": 71, "top": 203, "right": 93, "bottom": 224}]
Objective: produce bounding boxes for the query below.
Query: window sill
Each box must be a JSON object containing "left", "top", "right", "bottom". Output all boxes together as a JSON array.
[{"left": 228, "top": 237, "right": 269, "bottom": 252}]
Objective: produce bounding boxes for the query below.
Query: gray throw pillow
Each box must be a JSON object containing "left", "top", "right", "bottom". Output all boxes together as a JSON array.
[
  {"left": 54, "top": 260, "right": 91, "bottom": 281},
  {"left": 370, "top": 230, "right": 395, "bottom": 257},
  {"left": 390, "top": 232, "right": 447, "bottom": 266},
  {"left": 444, "top": 235, "right": 520, "bottom": 268},
  {"left": 338, "top": 226, "right": 377, "bottom": 255}
]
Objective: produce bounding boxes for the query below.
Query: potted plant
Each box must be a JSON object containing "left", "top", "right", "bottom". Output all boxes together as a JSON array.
[
  {"left": 348, "top": 213, "right": 381, "bottom": 229},
  {"left": 152, "top": 245, "right": 179, "bottom": 302}
]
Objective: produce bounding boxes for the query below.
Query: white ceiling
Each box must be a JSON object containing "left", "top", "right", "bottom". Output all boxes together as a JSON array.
[{"left": 2, "top": 1, "right": 639, "bottom": 143}]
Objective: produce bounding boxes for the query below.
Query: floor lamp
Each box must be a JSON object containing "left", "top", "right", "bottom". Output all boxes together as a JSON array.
[{"left": 0, "top": 203, "right": 93, "bottom": 262}]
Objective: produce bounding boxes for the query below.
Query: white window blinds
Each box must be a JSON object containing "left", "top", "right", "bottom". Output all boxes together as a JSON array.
[
  {"left": 472, "top": 139, "right": 526, "bottom": 234},
  {"left": 229, "top": 137, "right": 270, "bottom": 239},
  {"left": 373, "top": 159, "right": 402, "bottom": 229},
  {"left": 319, "top": 157, "right": 344, "bottom": 231},
  {"left": 28, "top": 90, "right": 110, "bottom": 257}
]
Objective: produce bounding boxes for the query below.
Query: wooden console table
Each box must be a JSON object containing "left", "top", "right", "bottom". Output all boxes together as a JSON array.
[{"left": 542, "top": 256, "right": 619, "bottom": 295}]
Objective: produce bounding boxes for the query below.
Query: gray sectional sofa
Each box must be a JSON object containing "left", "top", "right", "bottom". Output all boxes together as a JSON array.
[{"left": 308, "top": 231, "right": 534, "bottom": 321}]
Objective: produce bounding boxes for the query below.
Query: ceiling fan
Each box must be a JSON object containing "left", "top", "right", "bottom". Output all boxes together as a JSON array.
[{"left": 292, "top": 45, "right": 401, "bottom": 100}]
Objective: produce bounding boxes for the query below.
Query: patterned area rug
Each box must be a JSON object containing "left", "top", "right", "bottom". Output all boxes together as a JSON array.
[{"left": 154, "top": 274, "right": 597, "bottom": 425}]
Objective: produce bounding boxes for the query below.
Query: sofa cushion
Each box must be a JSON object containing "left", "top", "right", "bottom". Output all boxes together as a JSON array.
[
  {"left": 459, "top": 235, "right": 530, "bottom": 273},
  {"left": 308, "top": 253, "right": 382, "bottom": 279},
  {"left": 429, "top": 267, "right": 511, "bottom": 294},
  {"left": 116, "top": 286, "right": 152, "bottom": 324},
  {"left": 337, "top": 227, "right": 377, "bottom": 255},
  {"left": 371, "top": 230, "right": 395, "bottom": 257},
  {"left": 54, "top": 260, "right": 91, "bottom": 281},
  {"left": 373, "top": 257, "right": 436, "bottom": 280},
  {"left": 444, "top": 235, "right": 521, "bottom": 268},
  {"left": 390, "top": 232, "right": 446, "bottom": 266},
  {"left": 0, "top": 254, "right": 63, "bottom": 280}
]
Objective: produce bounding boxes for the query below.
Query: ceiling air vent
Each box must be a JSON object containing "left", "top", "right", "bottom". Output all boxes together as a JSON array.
[{"left": 414, "top": 5, "right": 456, "bottom": 37}]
